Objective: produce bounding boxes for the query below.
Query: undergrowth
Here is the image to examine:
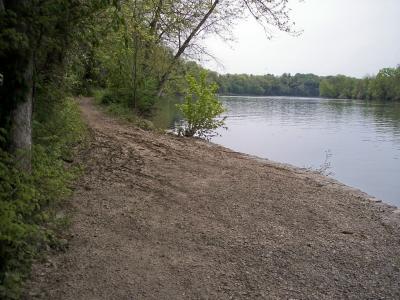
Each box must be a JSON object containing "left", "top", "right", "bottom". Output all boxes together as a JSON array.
[
  {"left": 92, "top": 89, "right": 155, "bottom": 130},
  {"left": 0, "top": 94, "right": 87, "bottom": 299}
]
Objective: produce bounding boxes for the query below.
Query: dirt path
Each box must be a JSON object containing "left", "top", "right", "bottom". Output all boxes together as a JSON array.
[{"left": 26, "top": 97, "right": 400, "bottom": 299}]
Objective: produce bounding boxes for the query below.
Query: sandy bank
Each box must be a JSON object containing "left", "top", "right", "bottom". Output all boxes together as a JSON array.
[{"left": 25, "top": 97, "right": 400, "bottom": 299}]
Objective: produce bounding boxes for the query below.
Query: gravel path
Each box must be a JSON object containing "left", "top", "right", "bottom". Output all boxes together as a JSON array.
[{"left": 25, "top": 97, "right": 400, "bottom": 299}]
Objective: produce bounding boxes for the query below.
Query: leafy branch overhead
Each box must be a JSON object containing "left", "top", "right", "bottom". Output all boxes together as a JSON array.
[{"left": 93, "top": 0, "right": 299, "bottom": 100}]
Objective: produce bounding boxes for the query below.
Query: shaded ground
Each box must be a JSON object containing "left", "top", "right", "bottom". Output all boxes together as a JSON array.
[{"left": 25, "top": 97, "right": 400, "bottom": 299}]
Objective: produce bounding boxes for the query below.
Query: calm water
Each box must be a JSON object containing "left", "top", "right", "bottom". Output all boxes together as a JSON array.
[{"left": 152, "top": 96, "right": 400, "bottom": 207}]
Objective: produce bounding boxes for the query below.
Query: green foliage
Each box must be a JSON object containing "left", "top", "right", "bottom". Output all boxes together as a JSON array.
[
  {"left": 319, "top": 75, "right": 358, "bottom": 99},
  {"left": 0, "top": 146, "right": 37, "bottom": 300},
  {"left": 91, "top": 1, "right": 165, "bottom": 114},
  {"left": 319, "top": 66, "right": 400, "bottom": 101},
  {"left": 368, "top": 67, "right": 400, "bottom": 101},
  {"left": 0, "top": 2, "right": 107, "bottom": 297},
  {"left": 176, "top": 72, "right": 226, "bottom": 139},
  {"left": 100, "top": 89, "right": 132, "bottom": 105},
  {"left": 105, "top": 102, "right": 137, "bottom": 123},
  {"left": 0, "top": 97, "right": 86, "bottom": 299},
  {"left": 319, "top": 79, "right": 337, "bottom": 98},
  {"left": 216, "top": 66, "right": 400, "bottom": 102},
  {"left": 136, "top": 77, "right": 158, "bottom": 112},
  {"left": 216, "top": 73, "right": 321, "bottom": 97},
  {"left": 0, "top": 0, "right": 119, "bottom": 135},
  {"left": 93, "top": 88, "right": 155, "bottom": 130}
]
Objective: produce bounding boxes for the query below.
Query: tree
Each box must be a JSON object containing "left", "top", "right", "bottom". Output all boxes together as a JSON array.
[
  {"left": 124, "top": 0, "right": 298, "bottom": 96},
  {"left": 0, "top": 0, "right": 115, "bottom": 170},
  {"left": 369, "top": 67, "right": 400, "bottom": 101},
  {"left": 91, "top": 0, "right": 298, "bottom": 111},
  {"left": 75, "top": 0, "right": 304, "bottom": 113},
  {"left": 0, "top": 0, "right": 34, "bottom": 170}
]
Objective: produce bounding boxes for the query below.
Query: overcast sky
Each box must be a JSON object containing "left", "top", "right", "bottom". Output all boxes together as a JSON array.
[{"left": 203, "top": 0, "right": 400, "bottom": 78}]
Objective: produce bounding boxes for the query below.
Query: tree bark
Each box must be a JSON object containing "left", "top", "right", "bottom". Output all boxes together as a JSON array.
[
  {"left": 132, "top": 12, "right": 139, "bottom": 109},
  {"left": 10, "top": 56, "right": 33, "bottom": 172},
  {"left": 156, "top": 0, "right": 219, "bottom": 97},
  {"left": 142, "top": 0, "right": 163, "bottom": 75},
  {"left": 2, "top": 0, "right": 35, "bottom": 171}
]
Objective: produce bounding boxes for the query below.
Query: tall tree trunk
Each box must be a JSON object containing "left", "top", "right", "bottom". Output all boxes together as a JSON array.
[
  {"left": 156, "top": 0, "right": 219, "bottom": 97},
  {"left": 132, "top": 26, "right": 139, "bottom": 109},
  {"left": 132, "top": 0, "right": 140, "bottom": 109},
  {"left": 10, "top": 55, "right": 34, "bottom": 172},
  {"left": 3, "top": 0, "right": 34, "bottom": 171},
  {"left": 142, "top": 0, "right": 163, "bottom": 74}
]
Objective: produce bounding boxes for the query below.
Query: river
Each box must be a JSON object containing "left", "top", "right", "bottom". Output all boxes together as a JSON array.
[{"left": 152, "top": 96, "right": 400, "bottom": 207}]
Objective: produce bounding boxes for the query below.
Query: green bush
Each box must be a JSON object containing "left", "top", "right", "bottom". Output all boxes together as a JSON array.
[
  {"left": 100, "top": 86, "right": 157, "bottom": 114},
  {"left": 0, "top": 96, "right": 86, "bottom": 299},
  {"left": 94, "top": 88, "right": 155, "bottom": 130},
  {"left": 101, "top": 89, "right": 132, "bottom": 105},
  {"left": 0, "top": 144, "right": 38, "bottom": 300},
  {"left": 106, "top": 102, "right": 137, "bottom": 123},
  {"left": 176, "top": 71, "right": 226, "bottom": 139},
  {"left": 135, "top": 77, "right": 158, "bottom": 113}
]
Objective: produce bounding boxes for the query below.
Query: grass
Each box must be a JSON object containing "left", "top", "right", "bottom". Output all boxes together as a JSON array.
[{"left": 92, "top": 88, "right": 155, "bottom": 130}]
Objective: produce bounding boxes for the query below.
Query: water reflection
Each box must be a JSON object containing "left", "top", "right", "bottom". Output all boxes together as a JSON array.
[
  {"left": 152, "top": 96, "right": 400, "bottom": 207},
  {"left": 151, "top": 96, "right": 183, "bottom": 129}
]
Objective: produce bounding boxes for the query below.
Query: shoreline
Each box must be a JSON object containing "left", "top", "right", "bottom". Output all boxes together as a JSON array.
[
  {"left": 200, "top": 139, "right": 400, "bottom": 222},
  {"left": 244, "top": 152, "right": 398, "bottom": 209},
  {"left": 25, "top": 97, "right": 400, "bottom": 299}
]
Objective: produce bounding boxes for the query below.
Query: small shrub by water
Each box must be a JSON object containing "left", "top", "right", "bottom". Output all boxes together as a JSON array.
[{"left": 176, "top": 71, "right": 226, "bottom": 139}]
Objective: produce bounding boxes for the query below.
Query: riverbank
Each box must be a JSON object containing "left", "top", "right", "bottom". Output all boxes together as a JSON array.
[{"left": 25, "top": 97, "right": 400, "bottom": 299}]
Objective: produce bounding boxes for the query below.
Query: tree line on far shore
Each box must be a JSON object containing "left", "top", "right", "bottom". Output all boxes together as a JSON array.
[{"left": 212, "top": 65, "right": 400, "bottom": 101}]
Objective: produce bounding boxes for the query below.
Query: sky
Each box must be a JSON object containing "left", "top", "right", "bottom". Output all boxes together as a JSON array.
[{"left": 203, "top": 0, "right": 400, "bottom": 78}]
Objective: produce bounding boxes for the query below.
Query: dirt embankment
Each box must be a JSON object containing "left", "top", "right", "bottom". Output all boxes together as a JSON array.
[{"left": 25, "top": 97, "right": 400, "bottom": 299}]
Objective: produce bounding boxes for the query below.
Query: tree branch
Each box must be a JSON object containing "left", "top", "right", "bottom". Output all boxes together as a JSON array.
[{"left": 157, "top": 0, "right": 220, "bottom": 96}]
